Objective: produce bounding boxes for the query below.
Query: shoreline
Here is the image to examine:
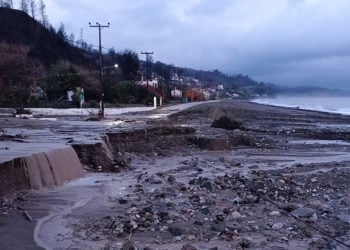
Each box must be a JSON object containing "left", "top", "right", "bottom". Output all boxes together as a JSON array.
[
  {"left": 253, "top": 96, "right": 350, "bottom": 117},
  {"left": 1, "top": 99, "right": 350, "bottom": 249}
]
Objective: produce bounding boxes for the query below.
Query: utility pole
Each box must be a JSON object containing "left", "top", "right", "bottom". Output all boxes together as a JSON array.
[
  {"left": 89, "top": 22, "right": 110, "bottom": 117},
  {"left": 140, "top": 51, "right": 154, "bottom": 105}
]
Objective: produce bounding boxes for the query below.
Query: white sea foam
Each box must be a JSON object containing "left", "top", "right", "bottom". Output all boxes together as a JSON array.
[{"left": 253, "top": 96, "right": 350, "bottom": 115}]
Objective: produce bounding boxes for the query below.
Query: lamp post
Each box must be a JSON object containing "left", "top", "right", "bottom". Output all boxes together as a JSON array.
[{"left": 89, "top": 22, "right": 110, "bottom": 118}]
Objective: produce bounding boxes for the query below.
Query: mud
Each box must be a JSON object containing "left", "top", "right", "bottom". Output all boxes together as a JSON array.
[{"left": 2, "top": 100, "right": 350, "bottom": 249}]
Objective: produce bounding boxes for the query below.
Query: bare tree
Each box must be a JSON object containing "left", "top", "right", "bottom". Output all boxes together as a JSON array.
[
  {"left": 38, "top": 0, "right": 48, "bottom": 27},
  {"left": 0, "top": 43, "right": 44, "bottom": 108},
  {"left": 1, "top": 0, "right": 13, "bottom": 8},
  {"left": 29, "top": 0, "right": 36, "bottom": 19},
  {"left": 68, "top": 33, "right": 75, "bottom": 46},
  {"left": 39, "top": 0, "right": 49, "bottom": 28},
  {"left": 20, "top": 0, "right": 29, "bottom": 13}
]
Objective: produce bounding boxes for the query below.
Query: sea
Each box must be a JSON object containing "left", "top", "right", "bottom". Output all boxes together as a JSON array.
[{"left": 253, "top": 96, "right": 350, "bottom": 116}]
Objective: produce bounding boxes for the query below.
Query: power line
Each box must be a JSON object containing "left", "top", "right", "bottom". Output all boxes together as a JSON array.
[{"left": 89, "top": 22, "right": 110, "bottom": 117}]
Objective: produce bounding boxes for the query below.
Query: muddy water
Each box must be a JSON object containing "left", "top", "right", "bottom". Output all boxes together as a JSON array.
[
  {"left": 0, "top": 146, "right": 84, "bottom": 195},
  {"left": 25, "top": 147, "right": 84, "bottom": 189},
  {"left": 32, "top": 173, "right": 138, "bottom": 249}
]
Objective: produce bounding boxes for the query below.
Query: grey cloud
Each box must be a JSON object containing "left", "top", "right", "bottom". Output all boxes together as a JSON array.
[{"left": 41, "top": 0, "right": 350, "bottom": 89}]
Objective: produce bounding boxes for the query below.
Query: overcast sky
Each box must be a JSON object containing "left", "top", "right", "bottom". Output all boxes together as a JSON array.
[{"left": 40, "top": 0, "right": 350, "bottom": 89}]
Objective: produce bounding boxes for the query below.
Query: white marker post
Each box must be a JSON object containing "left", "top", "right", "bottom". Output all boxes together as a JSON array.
[{"left": 153, "top": 96, "right": 157, "bottom": 108}]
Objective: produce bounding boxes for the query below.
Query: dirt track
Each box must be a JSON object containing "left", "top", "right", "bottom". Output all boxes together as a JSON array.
[{"left": 2, "top": 100, "right": 350, "bottom": 249}]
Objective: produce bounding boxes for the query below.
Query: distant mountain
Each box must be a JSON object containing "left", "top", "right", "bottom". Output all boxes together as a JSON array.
[{"left": 0, "top": 7, "right": 93, "bottom": 67}]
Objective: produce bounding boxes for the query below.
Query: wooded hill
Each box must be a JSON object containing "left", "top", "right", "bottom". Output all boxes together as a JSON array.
[{"left": 0, "top": 7, "right": 93, "bottom": 67}]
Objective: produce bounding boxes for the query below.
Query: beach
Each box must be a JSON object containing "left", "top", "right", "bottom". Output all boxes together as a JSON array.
[{"left": 1, "top": 99, "right": 350, "bottom": 249}]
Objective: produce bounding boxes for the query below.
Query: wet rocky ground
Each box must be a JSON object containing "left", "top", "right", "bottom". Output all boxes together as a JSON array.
[{"left": 2, "top": 100, "right": 350, "bottom": 249}]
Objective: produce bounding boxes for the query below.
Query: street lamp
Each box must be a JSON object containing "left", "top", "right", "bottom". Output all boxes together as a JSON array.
[
  {"left": 99, "top": 64, "right": 119, "bottom": 117},
  {"left": 102, "top": 64, "right": 118, "bottom": 74}
]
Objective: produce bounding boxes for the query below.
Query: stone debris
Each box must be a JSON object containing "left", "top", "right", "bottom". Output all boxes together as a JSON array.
[
  {"left": 3, "top": 100, "right": 350, "bottom": 249},
  {"left": 66, "top": 165, "right": 350, "bottom": 249}
]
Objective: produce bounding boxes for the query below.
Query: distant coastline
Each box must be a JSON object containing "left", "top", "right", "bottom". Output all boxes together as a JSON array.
[{"left": 253, "top": 95, "right": 350, "bottom": 116}]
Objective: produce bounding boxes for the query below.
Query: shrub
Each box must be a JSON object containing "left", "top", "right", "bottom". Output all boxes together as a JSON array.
[{"left": 211, "top": 116, "right": 243, "bottom": 130}]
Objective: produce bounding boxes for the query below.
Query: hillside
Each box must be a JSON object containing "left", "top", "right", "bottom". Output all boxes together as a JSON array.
[{"left": 0, "top": 7, "right": 93, "bottom": 67}]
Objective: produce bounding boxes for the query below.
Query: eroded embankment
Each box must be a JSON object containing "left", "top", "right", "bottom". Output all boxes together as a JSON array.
[
  {"left": 0, "top": 146, "right": 84, "bottom": 196},
  {"left": 72, "top": 126, "right": 196, "bottom": 172}
]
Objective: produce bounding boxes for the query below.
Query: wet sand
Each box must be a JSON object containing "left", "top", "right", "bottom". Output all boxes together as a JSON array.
[{"left": 2, "top": 100, "right": 350, "bottom": 249}]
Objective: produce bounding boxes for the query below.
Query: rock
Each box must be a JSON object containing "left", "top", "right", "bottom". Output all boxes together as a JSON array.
[
  {"left": 239, "top": 237, "right": 253, "bottom": 248},
  {"left": 323, "top": 195, "right": 330, "bottom": 201},
  {"left": 187, "top": 235, "right": 196, "bottom": 240},
  {"left": 272, "top": 222, "right": 283, "bottom": 230},
  {"left": 157, "top": 211, "right": 170, "bottom": 221},
  {"left": 310, "top": 177, "right": 318, "bottom": 183},
  {"left": 223, "top": 207, "right": 231, "bottom": 214},
  {"left": 193, "top": 221, "right": 203, "bottom": 226},
  {"left": 248, "top": 181, "right": 264, "bottom": 193},
  {"left": 168, "top": 225, "right": 183, "bottom": 236},
  {"left": 269, "top": 211, "right": 281, "bottom": 216},
  {"left": 280, "top": 203, "right": 303, "bottom": 212},
  {"left": 141, "top": 206, "right": 153, "bottom": 214},
  {"left": 146, "top": 175, "right": 163, "bottom": 184},
  {"left": 215, "top": 214, "right": 224, "bottom": 222},
  {"left": 226, "top": 222, "right": 241, "bottom": 231},
  {"left": 202, "top": 181, "right": 213, "bottom": 192},
  {"left": 232, "top": 196, "right": 242, "bottom": 204},
  {"left": 309, "top": 237, "right": 332, "bottom": 250},
  {"left": 291, "top": 207, "right": 316, "bottom": 219},
  {"left": 200, "top": 206, "right": 210, "bottom": 215},
  {"left": 249, "top": 165, "right": 259, "bottom": 169},
  {"left": 122, "top": 240, "right": 134, "bottom": 250},
  {"left": 181, "top": 243, "right": 197, "bottom": 250},
  {"left": 167, "top": 175, "right": 176, "bottom": 184},
  {"left": 336, "top": 193, "right": 343, "bottom": 198},
  {"left": 231, "top": 211, "right": 242, "bottom": 219},
  {"left": 308, "top": 213, "right": 318, "bottom": 222},
  {"left": 309, "top": 200, "right": 333, "bottom": 213},
  {"left": 336, "top": 213, "right": 350, "bottom": 225},
  {"left": 244, "top": 194, "right": 258, "bottom": 204},
  {"left": 218, "top": 157, "right": 225, "bottom": 163},
  {"left": 340, "top": 196, "right": 350, "bottom": 206},
  {"left": 211, "top": 223, "right": 226, "bottom": 233},
  {"left": 118, "top": 198, "right": 128, "bottom": 204}
]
